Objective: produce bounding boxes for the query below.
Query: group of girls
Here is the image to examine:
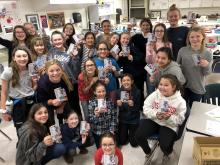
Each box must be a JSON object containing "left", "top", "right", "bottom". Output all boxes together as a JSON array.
[{"left": 0, "top": 3, "right": 213, "bottom": 165}]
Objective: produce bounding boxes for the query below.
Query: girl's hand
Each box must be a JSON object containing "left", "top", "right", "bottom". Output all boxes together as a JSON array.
[
  {"left": 156, "top": 112, "right": 164, "bottom": 120},
  {"left": 81, "top": 134, "right": 87, "bottom": 144},
  {"left": 162, "top": 113, "right": 171, "bottom": 120},
  {"left": 127, "top": 100, "right": 134, "bottom": 107},
  {"left": 43, "top": 135, "right": 53, "bottom": 146},
  {"left": 128, "top": 54, "right": 133, "bottom": 61},
  {"left": 86, "top": 123, "right": 90, "bottom": 131},
  {"left": 52, "top": 99, "right": 62, "bottom": 106},
  {"left": 104, "top": 66, "right": 110, "bottom": 73},
  {"left": 31, "top": 75, "right": 39, "bottom": 83},
  {"left": 31, "top": 75, "right": 38, "bottom": 90},
  {"left": 91, "top": 77, "right": 99, "bottom": 85},
  {"left": 149, "top": 69, "right": 158, "bottom": 83},
  {"left": 39, "top": 68, "right": 46, "bottom": 75},
  {"left": 119, "top": 51, "right": 123, "bottom": 57},
  {"left": 111, "top": 52, "right": 119, "bottom": 60},
  {"left": 104, "top": 78, "right": 109, "bottom": 85},
  {"left": 99, "top": 108, "right": 107, "bottom": 113},
  {"left": 149, "top": 75, "right": 155, "bottom": 83},
  {"left": 199, "top": 59, "right": 209, "bottom": 67},
  {"left": 2, "top": 113, "right": 12, "bottom": 121},
  {"left": 112, "top": 66, "right": 116, "bottom": 72},
  {"left": 117, "top": 100, "right": 123, "bottom": 106},
  {"left": 94, "top": 107, "right": 100, "bottom": 117}
]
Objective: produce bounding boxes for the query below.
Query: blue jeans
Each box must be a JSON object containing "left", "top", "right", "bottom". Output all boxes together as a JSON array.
[
  {"left": 80, "top": 101, "right": 89, "bottom": 121},
  {"left": 41, "top": 143, "right": 66, "bottom": 164},
  {"left": 146, "top": 73, "right": 155, "bottom": 96}
]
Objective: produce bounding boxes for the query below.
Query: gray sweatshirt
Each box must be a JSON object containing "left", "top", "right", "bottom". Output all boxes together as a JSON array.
[
  {"left": 177, "top": 46, "right": 213, "bottom": 94},
  {"left": 155, "top": 61, "right": 186, "bottom": 86},
  {"left": 16, "top": 124, "right": 47, "bottom": 165}
]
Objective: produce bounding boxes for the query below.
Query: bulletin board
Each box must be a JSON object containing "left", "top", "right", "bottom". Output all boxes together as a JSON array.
[{"left": 0, "top": 1, "right": 22, "bottom": 33}]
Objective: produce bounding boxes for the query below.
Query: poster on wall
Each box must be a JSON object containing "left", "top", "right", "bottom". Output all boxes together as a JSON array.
[
  {"left": 40, "top": 15, "right": 48, "bottom": 28},
  {"left": 4, "top": 25, "right": 13, "bottom": 33},
  {"left": 47, "top": 12, "right": 65, "bottom": 29},
  {"left": 25, "top": 14, "right": 40, "bottom": 30}
]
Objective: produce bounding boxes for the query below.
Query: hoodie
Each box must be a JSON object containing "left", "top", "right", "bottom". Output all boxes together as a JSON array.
[
  {"left": 16, "top": 123, "right": 47, "bottom": 165},
  {"left": 155, "top": 61, "right": 186, "bottom": 86},
  {"left": 143, "top": 89, "right": 186, "bottom": 132}
]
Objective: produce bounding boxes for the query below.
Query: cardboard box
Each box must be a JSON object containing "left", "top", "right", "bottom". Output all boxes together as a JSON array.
[{"left": 193, "top": 137, "right": 220, "bottom": 165}]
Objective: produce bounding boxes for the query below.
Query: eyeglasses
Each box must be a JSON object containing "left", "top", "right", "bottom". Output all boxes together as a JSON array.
[
  {"left": 98, "top": 48, "right": 108, "bottom": 51},
  {"left": 102, "top": 143, "right": 115, "bottom": 148},
  {"left": 155, "top": 30, "right": 164, "bottom": 33},
  {"left": 85, "top": 64, "right": 95, "bottom": 67}
]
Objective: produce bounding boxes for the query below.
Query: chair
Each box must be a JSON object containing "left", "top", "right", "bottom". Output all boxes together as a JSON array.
[
  {"left": 202, "top": 83, "right": 220, "bottom": 105},
  {"left": 146, "top": 104, "right": 191, "bottom": 164},
  {"left": 212, "top": 58, "right": 220, "bottom": 73}
]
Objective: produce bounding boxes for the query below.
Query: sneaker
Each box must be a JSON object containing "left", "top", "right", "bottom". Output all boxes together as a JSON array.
[
  {"left": 63, "top": 154, "right": 74, "bottom": 164},
  {"left": 79, "top": 148, "right": 88, "bottom": 154},
  {"left": 68, "top": 149, "right": 76, "bottom": 156}
]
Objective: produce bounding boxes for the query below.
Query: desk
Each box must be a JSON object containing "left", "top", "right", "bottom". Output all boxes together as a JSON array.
[
  {"left": 178, "top": 132, "right": 206, "bottom": 165},
  {"left": 205, "top": 73, "right": 220, "bottom": 85},
  {"left": 186, "top": 101, "right": 220, "bottom": 136}
]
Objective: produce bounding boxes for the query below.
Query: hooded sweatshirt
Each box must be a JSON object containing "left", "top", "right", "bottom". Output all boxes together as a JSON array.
[
  {"left": 16, "top": 123, "right": 47, "bottom": 165},
  {"left": 143, "top": 89, "right": 186, "bottom": 133},
  {"left": 155, "top": 61, "right": 186, "bottom": 86}
]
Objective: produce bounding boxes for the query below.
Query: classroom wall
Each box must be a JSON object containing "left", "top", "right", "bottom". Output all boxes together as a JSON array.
[{"left": 0, "top": 0, "right": 89, "bottom": 48}]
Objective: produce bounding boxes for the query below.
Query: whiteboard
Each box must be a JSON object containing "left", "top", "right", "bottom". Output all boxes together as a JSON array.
[
  {"left": 201, "top": 0, "right": 213, "bottom": 7},
  {"left": 160, "top": 1, "right": 169, "bottom": 10},
  {"left": 149, "top": 0, "right": 161, "bottom": 10},
  {"left": 189, "top": 0, "right": 202, "bottom": 8},
  {"left": 212, "top": 0, "right": 220, "bottom": 7}
]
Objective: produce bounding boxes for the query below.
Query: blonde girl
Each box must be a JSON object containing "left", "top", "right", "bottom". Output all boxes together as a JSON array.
[
  {"left": 177, "top": 26, "right": 213, "bottom": 108},
  {"left": 37, "top": 59, "right": 73, "bottom": 125}
]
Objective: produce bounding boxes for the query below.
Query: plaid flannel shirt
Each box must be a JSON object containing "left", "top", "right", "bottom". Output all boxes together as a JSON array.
[{"left": 88, "top": 98, "right": 117, "bottom": 135}]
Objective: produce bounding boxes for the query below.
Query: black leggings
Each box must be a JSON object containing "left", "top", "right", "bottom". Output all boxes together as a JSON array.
[
  {"left": 183, "top": 88, "right": 203, "bottom": 108},
  {"left": 135, "top": 119, "right": 177, "bottom": 155},
  {"left": 118, "top": 122, "right": 138, "bottom": 147}
]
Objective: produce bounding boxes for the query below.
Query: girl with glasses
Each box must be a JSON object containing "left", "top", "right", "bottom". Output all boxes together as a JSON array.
[
  {"left": 0, "top": 25, "right": 29, "bottom": 63},
  {"left": 94, "top": 41, "right": 120, "bottom": 104},
  {"left": 94, "top": 132, "right": 123, "bottom": 165},
  {"left": 78, "top": 59, "right": 99, "bottom": 121}
]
